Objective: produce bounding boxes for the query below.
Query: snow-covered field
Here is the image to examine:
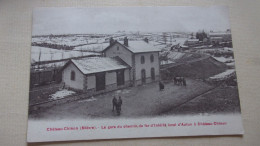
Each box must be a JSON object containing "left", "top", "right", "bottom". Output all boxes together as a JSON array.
[
  {"left": 32, "top": 36, "right": 107, "bottom": 47},
  {"left": 213, "top": 56, "right": 234, "bottom": 63},
  {"left": 73, "top": 43, "right": 110, "bottom": 52},
  {"left": 209, "top": 69, "right": 235, "bottom": 80},
  {"left": 78, "top": 96, "right": 97, "bottom": 103},
  {"left": 49, "top": 89, "right": 76, "bottom": 100},
  {"left": 31, "top": 46, "right": 100, "bottom": 63},
  {"left": 32, "top": 61, "right": 67, "bottom": 70},
  {"left": 196, "top": 48, "right": 232, "bottom": 54},
  {"left": 167, "top": 51, "right": 186, "bottom": 61}
]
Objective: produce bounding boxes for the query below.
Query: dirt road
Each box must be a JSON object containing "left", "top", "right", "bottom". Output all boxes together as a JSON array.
[{"left": 29, "top": 79, "right": 213, "bottom": 120}]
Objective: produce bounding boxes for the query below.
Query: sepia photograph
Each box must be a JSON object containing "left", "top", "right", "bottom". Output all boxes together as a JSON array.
[{"left": 27, "top": 6, "right": 243, "bottom": 142}]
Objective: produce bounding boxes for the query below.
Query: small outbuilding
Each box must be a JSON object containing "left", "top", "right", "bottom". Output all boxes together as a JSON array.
[{"left": 61, "top": 57, "right": 131, "bottom": 96}]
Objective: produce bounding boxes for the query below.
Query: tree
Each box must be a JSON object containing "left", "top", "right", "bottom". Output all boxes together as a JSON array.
[
  {"left": 191, "top": 32, "right": 195, "bottom": 39},
  {"left": 196, "top": 30, "right": 208, "bottom": 41}
]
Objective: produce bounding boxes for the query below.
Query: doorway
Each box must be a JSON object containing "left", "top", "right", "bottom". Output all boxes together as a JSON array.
[
  {"left": 96, "top": 72, "right": 105, "bottom": 91},
  {"left": 117, "top": 70, "right": 125, "bottom": 86},
  {"left": 141, "top": 69, "right": 146, "bottom": 84}
]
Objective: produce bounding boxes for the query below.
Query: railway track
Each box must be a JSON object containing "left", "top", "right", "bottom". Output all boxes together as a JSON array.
[{"left": 162, "top": 84, "right": 222, "bottom": 114}]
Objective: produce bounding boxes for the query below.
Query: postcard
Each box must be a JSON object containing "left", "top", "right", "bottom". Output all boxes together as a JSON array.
[{"left": 27, "top": 6, "right": 243, "bottom": 142}]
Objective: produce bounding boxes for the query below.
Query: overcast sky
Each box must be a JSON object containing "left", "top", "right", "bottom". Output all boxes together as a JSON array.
[{"left": 33, "top": 6, "right": 230, "bottom": 35}]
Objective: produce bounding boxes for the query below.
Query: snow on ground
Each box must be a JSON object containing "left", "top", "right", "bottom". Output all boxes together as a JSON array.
[
  {"left": 213, "top": 56, "right": 234, "bottom": 63},
  {"left": 115, "top": 89, "right": 131, "bottom": 95},
  {"left": 32, "top": 36, "right": 107, "bottom": 47},
  {"left": 196, "top": 48, "right": 232, "bottom": 54},
  {"left": 226, "top": 62, "right": 235, "bottom": 66},
  {"left": 209, "top": 69, "right": 235, "bottom": 80},
  {"left": 161, "top": 60, "right": 175, "bottom": 65},
  {"left": 73, "top": 43, "right": 110, "bottom": 52},
  {"left": 167, "top": 51, "right": 186, "bottom": 60},
  {"left": 49, "top": 89, "right": 76, "bottom": 100},
  {"left": 31, "top": 46, "right": 100, "bottom": 62},
  {"left": 78, "top": 96, "right": 97, "bottom": 103},
  {"left": 223, "top": 47, "right": 233, "bottom": 51},
  {"left": 32, "top": 61, "right": 67, "bottom": 70}
]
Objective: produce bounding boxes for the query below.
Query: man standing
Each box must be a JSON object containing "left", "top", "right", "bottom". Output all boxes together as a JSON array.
[
  {"left": 159, "top": 81, "right": 164, "bottom": 91},
  {"left": 118, "top": 96, "right": 123, "bottom": 112},
  {"left": 183, "top": 78, "right": 187, "bottom": 86},
  {"left": 112, "top": 96, "right": 117, "bottom": 111}
]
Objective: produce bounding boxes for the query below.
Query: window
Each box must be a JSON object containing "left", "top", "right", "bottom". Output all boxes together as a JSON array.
[
  {"left": 117, "top": 46, "right": 119, "bottom": 51},
  {"left": 150, "top": 54, "right": 154, "bottom": 62},
  {"left": 70, "top": 71, "right": 75, "bottom": 81},
  {"left": 151, "top": 68, "right": 155, "bottom": 80},
  {"left": 141, "top": 56, "right": 145, "bottom": 64}
]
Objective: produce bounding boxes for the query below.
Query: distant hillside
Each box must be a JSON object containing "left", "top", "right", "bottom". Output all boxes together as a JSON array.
[{"left": 162, "top": 56, "right": 228, "bottom": 79}]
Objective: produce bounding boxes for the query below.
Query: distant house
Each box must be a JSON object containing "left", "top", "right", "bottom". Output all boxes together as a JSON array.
[
  {"left": 209, "top": 31, "right": 232, "bottom": 45},
  {"left": 184, "top": 39, "right": 200, "bottom": 46},
  {"left": 61, "top": 37, "right": 160, "bottom": 95}
]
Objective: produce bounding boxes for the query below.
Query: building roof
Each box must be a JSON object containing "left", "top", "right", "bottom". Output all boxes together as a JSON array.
[
  {"left": 103, "top": 40, "right": 161, "bottom": 54},
  {"left": 124, "top": 41, "right": 161, "bottom": 53},
  {"left": 210, "top": 37, "right": 223, "bottom": 39},
  {"left": 187, "top": 39, "right": 199, "bottom": 42},
  {"left": 209, "top": 32, "right": 231, "bottom": 36},
  {"left": 69, "top": 57, "right": 130, "bottom": 75}
]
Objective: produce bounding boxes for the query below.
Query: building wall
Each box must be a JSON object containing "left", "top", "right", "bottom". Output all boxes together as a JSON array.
[
  {"left": 86, "top": 75, "right": 95, "bottom": 89},
  {"left": 134, "top": 52, "right": 160, "bottom": 85},
  {"left": 104, "top": 43, "right": 133, "bottom": 67},
  {"left": 83, "top": 69, "right": 131, "bottom": 96},
  {"left": 124, "top": 68, "right": 130, "bottom": 82},
  {"left": 106, "top": 71, "right": 117, "bottom": 85},
  {"left": 62, "top": 63, "right": 85, "bottom": 90}
]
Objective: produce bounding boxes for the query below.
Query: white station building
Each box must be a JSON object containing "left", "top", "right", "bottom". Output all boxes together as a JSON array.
[{"left": 61, "top": 37, "right": 160, "bottom": 96}]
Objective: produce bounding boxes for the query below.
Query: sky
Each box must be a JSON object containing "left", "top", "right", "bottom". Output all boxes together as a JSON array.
[{"left": 33, "top": 6, "right": 231, "bottom": 35}]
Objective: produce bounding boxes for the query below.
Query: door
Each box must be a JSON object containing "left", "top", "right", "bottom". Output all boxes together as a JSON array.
[
  {"left": 151, "top": 68, "right": 155, "bottom": 80},
  {"left": 117, "top": 70, "right": 125, "bottom": 86},
  {"left": 96, "top": 72, "right": 106, "bottom": 91},
  {"left": 141, "top": 69, "right": 146, "bottom": 84}
]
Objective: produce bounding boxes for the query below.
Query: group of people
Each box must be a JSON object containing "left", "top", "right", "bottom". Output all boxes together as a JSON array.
[
  {"left": 159, "top": 77, "right": 187, "bottom": 91},
  {"left": 173, "top": 77, "right": 187, "bottom": 86},
  {"left": 112, "top": 96, "right": 123, "bottom": 115}
]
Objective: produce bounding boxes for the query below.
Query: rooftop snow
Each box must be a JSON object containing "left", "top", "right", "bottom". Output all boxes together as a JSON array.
[
  {"left": 71, "top": 57, "right": 129, "bottom": 75},
  {"left": 120, "top": 41, "right": 161, "bottom": 53},
  {"left": 209, "top": 32, "right": 231, "bottom": 36},
  {"left": 187, "top": 39, "right": 199, "bottom": 42}
]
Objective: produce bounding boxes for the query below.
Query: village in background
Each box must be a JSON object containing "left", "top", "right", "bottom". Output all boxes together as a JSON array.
[{"left": 29, "top": 29, "right": 241, "bottom": 119}]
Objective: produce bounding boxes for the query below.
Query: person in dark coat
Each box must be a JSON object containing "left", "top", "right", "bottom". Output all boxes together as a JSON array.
[
  {"left": 117, "top": 96, "right": 122, "bottom": 111},
  {"left": 112, "top": 96, "right": 117, "bottom": 111},
  {"left": 173, "top": 77, "right": 177, "bottom": 85},
  {"left": 183, "top": 78, "right": 186, "bottom": 86},
  {"left": 159, "top": 81, "right": 164, "bottom": 91}
]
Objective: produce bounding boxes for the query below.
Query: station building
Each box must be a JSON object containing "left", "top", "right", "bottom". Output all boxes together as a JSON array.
[{"left": 61, "top": 37, "right": 160, "bottom": 96}]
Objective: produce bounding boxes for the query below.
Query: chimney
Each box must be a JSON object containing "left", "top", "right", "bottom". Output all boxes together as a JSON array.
[
  {"left": 124, "top": 37, "right": 128, "bottom": 46},
  {"left": 109, "top": 37, "right": 114, "bottom": 45}
]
